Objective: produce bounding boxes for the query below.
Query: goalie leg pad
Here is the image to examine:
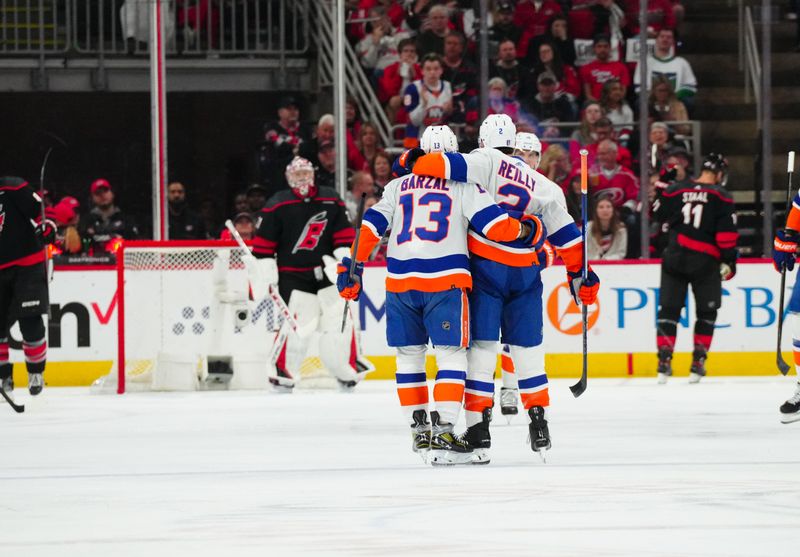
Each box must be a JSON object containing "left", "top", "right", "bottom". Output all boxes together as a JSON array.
[
  {"left": 509, "top": 344, "right": 548, "bottom": 411},
  {"left": 317, "top": 286, "right": 373, "bottom": 383},
  {"left": 396, "top": 344, "right": 428, "bottom": 425},
  {"left": 278, "top": 290, "right": 320, "bottom": 382},
  {"left": 432, "top": 345, "right": 467, "bottom": 425},
  {"left": 465, "top": 340, "right": 497, "bottom": 427}
]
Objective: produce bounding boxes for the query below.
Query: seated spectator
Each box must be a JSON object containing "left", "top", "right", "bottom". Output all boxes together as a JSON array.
[
  {"left": 346, "top": 97, "right": 362, "bottom": 141},
  {"left": 526, "top": 40, "right": 581, "bottom": 104},
  {"left": 346, "top": 171, "right": 377, "bottom": 220},
  {"left": 523, "top": 71, "right": 577, "bottom": 138},
  {"left": 416, "top": 4, "right": 450, "bottom": 56},
  {"left": 357, "top": 122, "right": 385, "bottom": 169},
  {"left": 539, "top": 144, "right": 572, "bottom": 187},
  {"left": 403, "top": 53, "right": 453, "bottom": 147},
  {"left": 487, "top": 78, "right": 521, "bottom": 121},
  {"left": 634, "top": 28, "right": 697, "bottom": 113},
  {"left": 663, "top": 146, "right": 692, "bottom": 181},
  {"left": 82, "top": 178, "right": 139, "bottom": 252},
  {"left": 378, "top": 38, "right": 422, "bottom": 122},
  {"left": 441, "top": 30, "right": 478, "bottom": 126},
  {"left": 315, "top": 141, "right": 337, "bottom": 190},
  {"left": 600, "top": 78, "right": 633, "bottom": 146},
  {"left": 355, "top": 5, "right": 410, "bottom": 71},
  {"left": 299, "top": 114, "right": 367, "bottom": 172},
  {"left": 586, "top": 195, "right": 628, "bottom": 260},
  {"left": 576, "top": 117, "right": 633, "bottom": 169},
  {"left": 259, "top": 96, "right": 312, "bottom": 196},
  {"left": 167, "top": 181, "right": 207, "bottom": 240},
  {"left": 648, "top": 75, "right": 690, "bottom": 135},
  {"left": 371, "top": 151, "right": 394, "bottom": 190},
  {"left": 528, "top": 14, "right": 577, "bottom": 67},
  {"left": 563, "top": 173, "right": 584, "bottom": 225},
  {"left": 567, "top": 0, "right": 625, "bottom": 40},
  {"left": 232, "top": 192, "right": 249, "bottom": 216},
  {"left": 48, "top": 197, "right": 82, "bottom": 255},
  {"left": 649, "top": 121, "right": 674, "bottom": 169},
  {"left": 587, "top": 139, "right": 640, "bottom": 211},
  {"left": 624, "top": 0, "right": 676, "bottom": 37},
  {"left": 490, "top": 39, "right": 527, "bottom": 100},
  {"left": 246, "top": 183, "right": 269, "bottom": 213},
  {"left": 219, "top": 212, "right": 256, "bottom": 242},
  {"left": 570, "top": 101, "right": 604, "bottom": 146},
  {"left": 489, "top": 1, "right": 522, "bottom": 47},
  {"left": 579, "top": 33, "right": 630, "bottom": 102},
  {"left": 515, "top": 0, "right": 563, "bottom": 59}
]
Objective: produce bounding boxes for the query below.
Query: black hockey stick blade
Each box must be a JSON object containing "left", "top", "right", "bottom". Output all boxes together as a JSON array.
[
  {"left": 0, "top": 386, "right": 25, "bottom": 413},
  {"left": 570, "top": 304, "right": 589, "bottom": 397},
  {"left": 777, "top": 354, "right": 791, "bottom": 376},
  {"left": 341, "top": 193, "right": 367, "bottom": 333}
]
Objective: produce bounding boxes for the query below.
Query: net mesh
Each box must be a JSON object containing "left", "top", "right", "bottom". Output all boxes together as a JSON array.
[{"left": 96, "top": 244, "right": 331, "bottom": 392}]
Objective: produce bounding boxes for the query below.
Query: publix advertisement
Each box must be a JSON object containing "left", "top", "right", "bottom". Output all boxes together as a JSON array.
[{"left": 6, "top": 261, "right": 796, "bottom": 385}]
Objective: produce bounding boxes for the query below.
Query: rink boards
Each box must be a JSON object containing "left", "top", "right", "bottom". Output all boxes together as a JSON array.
[{"left": 6, "top": 260, "right": 796, "bottom": 385}]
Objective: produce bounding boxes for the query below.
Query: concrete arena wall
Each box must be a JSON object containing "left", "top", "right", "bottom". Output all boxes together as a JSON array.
[{"left": 7, "top": 260, "right": 795, "bottom": 386}]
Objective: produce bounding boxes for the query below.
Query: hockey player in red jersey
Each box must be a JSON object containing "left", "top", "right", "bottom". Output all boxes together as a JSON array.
[
  {"left": 0, "top": 177, "right": 56, "bottom": 399},
  {"left": 652, "top": 153, "right": 738, "bottom": 384},
  {"left": 251, "top": 157, "right": 374, "bottom": 391}
]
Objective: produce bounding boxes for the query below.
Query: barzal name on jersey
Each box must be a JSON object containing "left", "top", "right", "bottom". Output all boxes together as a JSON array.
[
  {"left": 352, "top": 174, "right": 531, "bottom": 293},
  {"left": 0, "top": 177, "right": 46, "bottom": 270},
  {"left": 252, "top": 187, "right": 355, "bottom": 272},
  {"left": 410, "top": 148, "right": 584, "bottom": 272}
]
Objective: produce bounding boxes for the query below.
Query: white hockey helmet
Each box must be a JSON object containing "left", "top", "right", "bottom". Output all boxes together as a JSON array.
[
  {"left": 515, "top": 132, "right": 542, "bottom": 155},
  {"left": 285, "top": 156, "right": 316, "bottom": 198},
  {"left": 479, "top": 114, "right": 516, "bottom": 149},
  {"left": 420, "top": 125, "right": 459, "bottom": 154}
]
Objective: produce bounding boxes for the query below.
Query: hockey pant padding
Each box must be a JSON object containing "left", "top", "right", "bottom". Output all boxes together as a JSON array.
[
  {"left": 465, "top": 340, "right": 497, "bottom": 427},
  {"left": 432, "top": 345, "right": 467, "bottom": 425},
  {"left": 500, "top": 344, "right": 517, "bottom": 389},
  {"left": 276, "top": 290, "right": 320, "bottom": 385},
  {"left": 317, "top": 285, "right": 372, "bottom": 383},
  {"left": 395, "top": 344, "right": 428, "bottom": 424},
  {"left": 19, "top": 316, "right": 46, "bottom": 374},
  {"left": 509, "top": 344, "right": 549, "bottom": 413}
]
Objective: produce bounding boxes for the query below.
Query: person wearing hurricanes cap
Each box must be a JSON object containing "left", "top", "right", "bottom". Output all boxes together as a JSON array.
[
  {"left": 82, "top": 178, "right": 139, "bottom": 253},
  {"left": 259, "top": 95, "right": 312, "bottom": 196}
]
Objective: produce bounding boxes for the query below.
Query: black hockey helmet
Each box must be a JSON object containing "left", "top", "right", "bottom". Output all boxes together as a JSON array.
[{"left": 702, "top": 152, "right": 729, "bottom": 185}]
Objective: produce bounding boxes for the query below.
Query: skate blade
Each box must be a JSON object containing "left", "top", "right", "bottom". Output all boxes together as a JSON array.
[
  {"left": 470, "top": 448, "right": 491, "bottom": 465},
  {"left": 780, "top": 412, "right": 800, "bottom": 424},
  {"left": 537, "top": 451, "right": 548, "bottom": 464},
  {"left": 413, "top": 449, "right": 430, "bottom": 464},
  {"left": 657, "top": 373, "right": 669, "bottom": 385},
  {"left": 688, "top": 373, "right": 703, "bottom": 384},
  {"left": 429, "top": 450, "right": 474, "bottom": 466}
]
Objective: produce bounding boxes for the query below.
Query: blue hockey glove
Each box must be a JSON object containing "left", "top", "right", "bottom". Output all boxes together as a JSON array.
[
  {"left": 336, "top": 257, "right": 364, "bottom": 301},
  {"left": 567, "top": 267, "right": 600, "bottom": 306},
  {"left": 773, "top": 229, "right": 798, "bottom": 273},
  {"left": 519, "top": 214, "right": 547, "bottom": 250}
]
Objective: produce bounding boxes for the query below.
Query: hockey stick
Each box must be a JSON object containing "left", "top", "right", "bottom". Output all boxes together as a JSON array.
[
  {"left": 570, "top": 149, "right": 590, "bottom": 398},
  {"left": 776, "top": 151, "right": 796, "bottom": 376},
  {"left": 341, "top": 193, "right": 367, "bottom": 333},
  {"left": 0, "top": 385, "right": 25, "bottom": 413}
]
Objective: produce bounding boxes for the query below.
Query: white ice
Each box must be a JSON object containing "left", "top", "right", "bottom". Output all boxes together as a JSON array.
[{"left": 2, "top": 377, "right": 799, "bottom": 556}]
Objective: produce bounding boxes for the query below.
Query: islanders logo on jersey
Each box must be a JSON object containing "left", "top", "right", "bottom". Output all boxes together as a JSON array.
[
  {"left": 292, "top": 211, "right": 328, "bottom": 254},
  {"left": 546, "top": 281, "right": 600, "bottom": 335}
]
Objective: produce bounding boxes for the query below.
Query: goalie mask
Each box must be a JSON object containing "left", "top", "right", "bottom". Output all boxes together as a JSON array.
[{"left": 286, "top": 156, "right": 317, "bottom": 198}]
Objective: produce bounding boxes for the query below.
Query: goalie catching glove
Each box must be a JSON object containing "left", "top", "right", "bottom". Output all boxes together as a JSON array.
[
  {"left": 336, "top": 257, "right": 364, "bottom": 301},
  {"left": 567, "top": 267, "right": 600, "bottom": 306}
]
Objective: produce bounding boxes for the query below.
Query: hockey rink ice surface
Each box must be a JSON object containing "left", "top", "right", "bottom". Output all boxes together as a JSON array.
[{"left": 2, "top": 377, "right": 799, "bottom": 556}]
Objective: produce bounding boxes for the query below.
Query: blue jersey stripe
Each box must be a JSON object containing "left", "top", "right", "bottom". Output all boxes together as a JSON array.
[
  {"left": 519, "top": 375, "right": 548, "bottom": 390},
  {"left": 469, "top": 204, "right": 507, "bottom": 235},
  {"left": 387, "top": 254, "right": 470, "bottom": 274},
  {"left": 548, "top": 222, "right": 581, "bottom": 247},
  {"left": 396, "top": 372, "right": 427, "bottom": 384},
  {"left": 445, "top": 152, "right": 468, "bottom": 182},
  {"left": 792, "top": 339, "right": 800, "bottom": 349},
  {"left": 436, "top": 369, "right": 467, "bottom": 381},
  {"left": 465, "top": 379, "right": 495, "bottom": 393},
  {"left": 363, "top": 208, "right": 389, "bottom": 236}
]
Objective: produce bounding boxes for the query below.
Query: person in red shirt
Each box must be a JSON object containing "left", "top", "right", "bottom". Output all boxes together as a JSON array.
[
  {"left": 515, "top": 0, "right": 562, "bottom": 58},
  {"left": 378, "top": 38, "right": 422, "bottom": 123},
  {"left": 578, "top": 34, "right": 630, "bottom": 101},
  {"left": 624, "top": 0, "right": 676, "bottom": 37},
  {"left": 587, "top": 139, "right": 639, "bottom": 211}
]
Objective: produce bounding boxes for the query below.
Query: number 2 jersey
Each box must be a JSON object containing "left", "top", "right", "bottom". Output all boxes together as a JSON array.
[
  {"left": 653, "top": 179, "right": 738, "bottom": 261},
  {"left": 354, "top": 174, "right": 527, "bottom": 293},
  {"left": 411, "top": 148, "right": 584, "bottom": 272}
]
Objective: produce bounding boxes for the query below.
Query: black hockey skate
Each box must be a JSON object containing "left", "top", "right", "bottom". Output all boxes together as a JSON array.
[
  {"left": 462, "top": 407, "right": 492, "bottom": 465},
  {"left": 429, "top": 411, "right": 473, "bottom": 466},
  {"left": 500, "top": 387, "right": 519, "bottom": 420},
  {"left": 528, "top": 406, "right": 551, "bottom": 461},
  {"left": 779, "top": 384, "right": 800, "bottom": 424},
  {"left": 28, "top": 373, "right": 44, "bottom": 396},
  {"left": 410, "top": 409, "right": 431, "bottom": 462},
  {"left": 657, "top": 347, "right": 673, "bottom": 384},
  {"left": 689, "top": 346, "right": 707, "bottom": 384}
]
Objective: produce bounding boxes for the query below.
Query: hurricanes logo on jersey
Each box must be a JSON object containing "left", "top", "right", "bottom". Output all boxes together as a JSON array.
[{"left": 292, "top": 211, "right": 328, "bottom": 254}]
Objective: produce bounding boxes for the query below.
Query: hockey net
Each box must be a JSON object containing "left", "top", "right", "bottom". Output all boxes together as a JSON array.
[{"left": 95, "top": 241, "right": 332, "bottom": 393}]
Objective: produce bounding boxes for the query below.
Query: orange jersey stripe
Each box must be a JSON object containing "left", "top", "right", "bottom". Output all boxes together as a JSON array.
[
  {"left": 467, "top": 236, "right": 540, "bottom": 267},
  {"left": 788, "top": 206, "right": 800, "bottom": 231},
  {"left": 501, "top": 354, "right": 515, "bottom": 373},
  {"left": 521, "top": 390, "right": 550, "bottom": 409},
  {"left": 354, "top": 225, "right": 381, "bottom": 263},
  {"left": 397, "top": 385, "right": 429, "bottom": 406},
  {"left": 557, "top": 242, "right": 584, "bottom": 273},
  {"left": 433, "top": 382, "right": 465, "bottom": 403},
  {"left": 484, "top": 217, "right": 523, "bottom": 243},
  {"left": 464, "top": 392, "right": 494, "bottom": 412},
  {"left": 793, "top": 351, "right": 800, "bottom": 366},
  {"left": 386, "top": 274, "right": 472, "bottom": 293},
  {"left": 460, "top": 289, "right": 470, "bottom": 348},
  {"left": 412, "top": 153, "right": 448, "bottom": 179}
]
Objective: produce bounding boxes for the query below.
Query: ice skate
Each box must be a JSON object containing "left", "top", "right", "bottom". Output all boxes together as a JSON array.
[
  {"left": 779, "top": 384, "right": 800, "bottom": 424},
  {"left": 410, "top": 410, "right": 431, "bottom": 462},
  {"left": 462, "top": 408, "right": 492, "bottom": 465},
  {"left": 657, "top": 348, "right": 673, "bottom": 384},
  {"left": 1, "top": 376, "right": 13, "bottom": 396},
  {"left": 337, "top": 379, "right": 358, "bottom": 392},
  {"left": 28, "top": 373, "right": 43, "bottom": 396},
  {"left": 500, "top": 387, "right": 519, "bottom": 422},
  {"left": 689, "top": 347, "right": 707, "bottom": 384},
  {"left": 528, "top": 406, "right": 551, "bottom": 462},
  {"left": 428, "top": 411, "right": 473, "bottom": 466},
  {"left": 269, "top": 367, "right": 295, "bottom": 393}
]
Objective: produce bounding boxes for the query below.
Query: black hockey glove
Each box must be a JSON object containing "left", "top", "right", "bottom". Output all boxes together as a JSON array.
[{"left": 35, "top": 219, "right": 57, "bottom": 245}]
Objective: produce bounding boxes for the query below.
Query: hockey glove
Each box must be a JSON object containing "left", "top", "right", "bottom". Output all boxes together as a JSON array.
[
  {"left": 518, "top": 214, "right": 547, "bottom": 250},
  {"left": 537, "top": 240, "right": 555, "bottom": 269},
  {"left": 35, "top": 219, "right": 57, "bottom": 245},
  {"left": 720, "top": 260, "right": 737, "bottom": 281},
  {"left": 773, "top": 229, "right": 798, "bottom": 272},
  {"left": 336, "top": 257, "right": 364, "bottom": 301},
  {"left": 567, "top": 267, "right": 600, "bottom": 306},
  {"left": 397, "top": 148, "right": 425, "bottom": 173}
]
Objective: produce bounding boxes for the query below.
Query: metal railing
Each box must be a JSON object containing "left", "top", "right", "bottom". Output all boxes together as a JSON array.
[
  {"left": 0, "top": 0, "right": 309, "bottom": 56},
  {"left": 742, "top": 4, "right": 762, "bottom": 127}
]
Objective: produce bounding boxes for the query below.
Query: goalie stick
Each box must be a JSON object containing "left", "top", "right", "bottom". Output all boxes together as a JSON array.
[
  {"left": 570, "top": 149, "right": 590, "bottom": 398},
  {"left": 0, "top": 385, "right": 25, "bottom": 414},
  {"left": 777, "top": 151, "right": 796, "bottom": 376}
]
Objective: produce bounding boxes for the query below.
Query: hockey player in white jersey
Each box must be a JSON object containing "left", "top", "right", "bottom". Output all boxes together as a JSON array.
[
  {"left": 400, "top": 115, "right": 600, "bottom": 462},
  {"left": 336, "top": 125, "right": 545, "bottom": 465}
]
